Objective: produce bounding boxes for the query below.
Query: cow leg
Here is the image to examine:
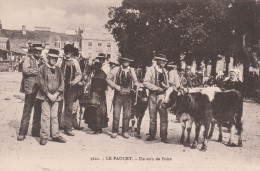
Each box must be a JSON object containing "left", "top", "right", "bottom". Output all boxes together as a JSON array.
[
  {"left": 130, "top": 117, "right": 136, "bottom": 137},
  {"left": 208, "top": 122, "right": 215, "bottom": 140},
  {"left": 191, "top": 124, "right": 201, "bottom": 149},
  {"left": 179, "top": 120, "right": 185, "bottom": 145},
  {"left": 201, "top": 122, "right": 210, "bottom": 151},
  {"left": 227, "top": 125, "right": 236, "bottom": 147},
  {"left": 184, "top": 117, "right": 193, "bottom": 147},
  {"left": 217, "top": 123, "right": 223, "bottom": 142},
  {"left": 136, "top": 108, "right": 146, "bottom": 139},
  {"left": 238, "top": 134, "right": 243, "bottom": 147}
]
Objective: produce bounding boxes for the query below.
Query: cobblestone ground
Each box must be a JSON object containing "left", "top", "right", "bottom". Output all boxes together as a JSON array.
[{"left": 0, "top": 72, "right": 259, "bottom": 171}]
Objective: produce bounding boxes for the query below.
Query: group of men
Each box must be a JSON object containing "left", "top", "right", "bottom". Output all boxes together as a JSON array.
[
  {"left": 16, "top": 43, "right": 243, "bottom": 145},
  {"left": 17, "top": 44, "right": 84, "bottom": 145}
]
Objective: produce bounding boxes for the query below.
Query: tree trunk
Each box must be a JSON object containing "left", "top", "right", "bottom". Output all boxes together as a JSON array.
[
  {"left": 243, "top": 62, "right": 250, "bottom": 82},
  {"left": 211, "top": 57, "right": 217, "bottom": 77},
  {"left": 225, "top": 56, "right": 230, "bottom": 76}
]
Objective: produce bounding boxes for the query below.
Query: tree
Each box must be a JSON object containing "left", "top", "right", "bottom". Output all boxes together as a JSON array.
[{"left": 106, "top": 0, "right": 259, "bottom": 79}]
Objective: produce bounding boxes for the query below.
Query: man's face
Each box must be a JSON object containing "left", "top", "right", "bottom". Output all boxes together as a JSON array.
[
  {"left": 48, "top": 56, "right": 58, "bottom": 66},
  {"left": 122, "top": 61, "right": 130, "bottom": 67},
  {"left": 65, "top": 53, "right": 73, "bottom": 59},
  {"left": 99, "top": 58, "right": 106, "bottom": 64},
  {"left": 157, "top": 60, "right": 167, "bottom": 68},
  {"left": 230, "top": 72, "right": 236, "bottom": 80},
  {"left": 33, "top": 50, "right": 42, "bottom": 59}
]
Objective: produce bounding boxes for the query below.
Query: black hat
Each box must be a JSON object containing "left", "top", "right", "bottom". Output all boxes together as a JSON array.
[
  {"left": 47, "top": 49, "right": 59, "bottom": 58},
  {"left": 31, "top": 44, "right": 44, "bottom": 51},
  {"left": 96, "top": 53, "right": 106, "bottom": 59},
  {"left": 64, "top": 44, "right": 75, "bottom": 55},
  {"left": 154, "top": 54, "right": 168, "bottom": 62}
]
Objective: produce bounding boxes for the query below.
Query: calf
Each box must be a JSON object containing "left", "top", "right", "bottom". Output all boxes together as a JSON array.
[
  {"left": 130, "top": 87, "right": 149, "bottom": 138},
  {"left": 162, "top": 87, "right": 213, "bottom": 151},
  {"left": 208, "top": 90, "right": 243, "bottom": 147}
]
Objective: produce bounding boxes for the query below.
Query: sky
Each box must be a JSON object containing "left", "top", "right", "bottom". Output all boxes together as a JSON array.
[{"left": 0, "top": 0, "right": 122, "bottom": 33}]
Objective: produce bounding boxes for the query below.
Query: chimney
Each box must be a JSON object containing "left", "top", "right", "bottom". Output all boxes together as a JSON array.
[
  {"left": 0, "top": 20, "right": 2, "bottom": 30},
  {"left": 22, "top": 25, "right": 26, "bottom": 35}
]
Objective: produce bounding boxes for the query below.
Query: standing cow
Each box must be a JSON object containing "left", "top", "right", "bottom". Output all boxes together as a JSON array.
[
  {"left": 162, "top": 87, "right": 243, "bottom": 151},
  {"left": 208, "top": 90, "right": 243, "bottom": 147},
  {"left": 130, "top": 67, "right": 148, "bottom": 139},
  {"left": 162, "top": 87, "right": 213, "bottom": 151}
]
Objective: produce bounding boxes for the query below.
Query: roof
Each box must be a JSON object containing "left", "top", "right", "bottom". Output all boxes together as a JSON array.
[
  {"left": 0, "top": 37, "right": 9, "bottom": 43},
  {"left": 0, "top": 44, "right": 7, "bottom": 51},
  {"left": 0, "top": 29, "right": 81, "bottom": 49},
  {"left": 10, "top": 42, "right": 26, "bottom": 55},
  {"left": 82, "top": 29, "right": 115, "bottom": 41}
]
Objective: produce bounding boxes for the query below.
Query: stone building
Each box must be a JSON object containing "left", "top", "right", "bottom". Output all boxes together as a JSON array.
[{"left": 81, "top": 29, "right": 119, "bottom": 62}]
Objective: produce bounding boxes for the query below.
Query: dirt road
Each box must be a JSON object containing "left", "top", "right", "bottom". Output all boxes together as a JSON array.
[{"left": 0, "top": 72, "right": 259, "bottom": 171}]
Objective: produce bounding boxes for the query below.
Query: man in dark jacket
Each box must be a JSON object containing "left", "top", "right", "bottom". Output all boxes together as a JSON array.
[
  {"left": 60, "top": 44, "right": 82, "bottom": 136},
  {"left": 17, "top": 44, "right": 43, "bottom": 141}
]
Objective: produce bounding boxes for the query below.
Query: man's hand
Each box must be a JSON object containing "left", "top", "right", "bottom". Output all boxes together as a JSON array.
[
  {"left": 47, "top": 93, "right": 55, "bottom": 102},
  {"left": 158, "top": 87, "right": 164, "bottom": 93},
  {"left": 115, "top": 85, "right": 121, "bottom": 92},
  {"left": 69, "top": 81, "right": 75, "bottom": 87},
  {"left": 78, "top": 81, "right": 84, "bottom": 86},
  {"left": 52, "top": 92, "right": 60, "bottom": 101}
]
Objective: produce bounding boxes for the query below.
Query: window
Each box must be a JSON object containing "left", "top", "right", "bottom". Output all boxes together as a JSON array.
[
  {"left": 88, "top": 42, "right": 92, "bottom": 50},
  {"left": 55, "top": 41, "right": 61, "bottom": 49},
  {"left": 98, "top": 42, "right": 102, "bottom": 47},
  {"left": 107, "top": 43, "right": 111, "bottom": 52}
]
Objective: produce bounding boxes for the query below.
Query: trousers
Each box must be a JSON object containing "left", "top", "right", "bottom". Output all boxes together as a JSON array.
[
  {"left": 40, "top": 100, "right": 60, "bottom": 139},
  {"left": 112, "top": 93, "right": 132, "bottom": 133},
  {"left": 148, "top": 94, "right": 168, "bottom": 139},
  {"left": 19, "top": 93, "right": 41, "bottom": 136}
]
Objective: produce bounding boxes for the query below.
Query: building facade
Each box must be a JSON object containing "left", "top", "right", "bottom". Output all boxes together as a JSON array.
[{"left": 82, "top": 29, "right": 119, "bottom": 62}]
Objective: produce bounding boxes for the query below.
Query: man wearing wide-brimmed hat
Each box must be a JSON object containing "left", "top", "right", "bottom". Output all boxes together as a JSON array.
[
  {"left": 143, "top": 54, "right": 170, "bottom": 143},
  {"left": 95, "top": 53, "right": 110, "bottom": 74},
  {"left": 107, "top": 56, "right": 138, "bottom": 139},
  {"left": 167, "top": 62, "right": 180, "bottom": 88},
  {"left": 17, "top": 44, "right": 44, "bottom": 141},
  {"left": 36, "top": 49, "right": 66, "bottom": 145},
  {"left": 60, "top": 44, "right": 82, "bottom": 136}
]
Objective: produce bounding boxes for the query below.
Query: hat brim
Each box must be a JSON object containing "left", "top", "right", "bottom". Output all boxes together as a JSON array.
[
  {"left": 154, "top": 57, "right": 168, "bottom": 62},
  {"left": 33, "top": 47, "right": 44, "bottom": 51},
  {"left": 48, "top": 54, "right": 59, "bottom": 58},
  {"left": 167, "top": 65, "right": 177, "bottom": 68},
  {"left": 96, "top": 56, "right": 106, "bottom": 59},
  {"left": 119, "top": 57, "right": 134, "bottom": 62}
]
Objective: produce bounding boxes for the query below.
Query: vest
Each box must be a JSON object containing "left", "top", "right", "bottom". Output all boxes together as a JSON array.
[
  {"left": 154, "top": 66, "right": 167, "bottom": 89},
  {"left": 115, "top": 67, "right": 134, "bottom": 89}
]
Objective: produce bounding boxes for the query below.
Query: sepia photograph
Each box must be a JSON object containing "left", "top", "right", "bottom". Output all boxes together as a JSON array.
[{"left": 0, "top": 0, "right": 259, "bottom": 170}]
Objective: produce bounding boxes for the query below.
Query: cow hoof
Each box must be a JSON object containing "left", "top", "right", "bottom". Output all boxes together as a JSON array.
[
  {"left": 179, "top": 138, "right": 185, "bottom": 145},
  {"left": 200, "top": 147, "right": 207, "bottom": 152},
  {"left": 217, "top": 137, "right": 222, "bottom": 142},
  {"left": 208, "top": 134, "right": 213, "bottom": 140},
  {"left": 130, "top": 132, "right": 136, "bottom": 137},
  {"left": 184, "top": 142, "right": 190, "bottom": 147},
  {"left": 190, "top": 144, "right": 197, "bottom": 149},
  {"left": 227, "top": 141, "right": 237, "bottom": 147},
  {"left": 238, "top": 139, "right": 243, "bottom": 147},
  {"left": 136, "top": 135, "right": 142, "bottom": 139}
]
